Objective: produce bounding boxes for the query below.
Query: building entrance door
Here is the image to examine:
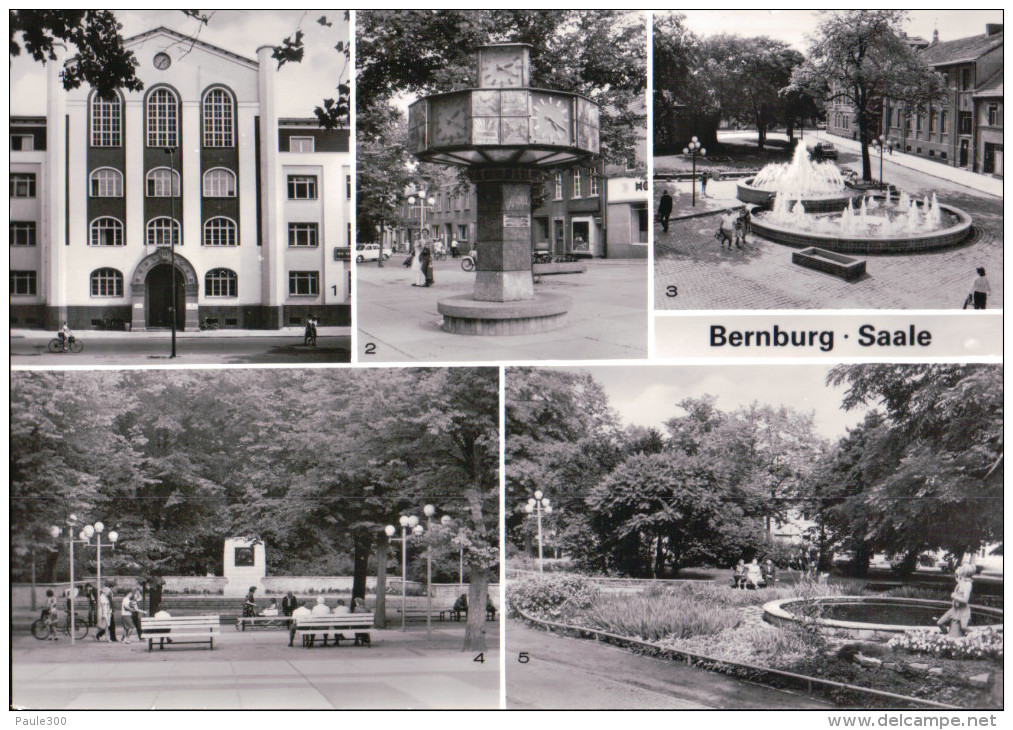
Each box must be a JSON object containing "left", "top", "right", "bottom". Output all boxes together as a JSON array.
[
  {"left": 552, "top": 219, "right": 565, "bottom": 257},
  {"left": 146, "top": 264, "right": 186, "bottom": 330},
  {"left": 959, "top": 139, "right": 970, "bottom": 168}
]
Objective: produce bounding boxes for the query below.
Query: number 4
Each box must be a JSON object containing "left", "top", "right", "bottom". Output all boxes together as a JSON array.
[{"left": 473, "top": 652, "right": 485, "bottom": 664}]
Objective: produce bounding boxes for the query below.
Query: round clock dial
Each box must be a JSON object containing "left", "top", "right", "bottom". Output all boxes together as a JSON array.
[
  {"left": 531, "top": 96, "right": 571, "bottom": 145},
  {"left": 153, "top": 52, "right": 172, "bottom": 70}
]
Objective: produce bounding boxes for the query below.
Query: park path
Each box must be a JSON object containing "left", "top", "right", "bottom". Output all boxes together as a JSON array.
[
  {"left": 12, "top": 628, "right": 498, "bottom": 709},
  {"left": 505, "top": 621, "right": 832, "bottom": 710}
]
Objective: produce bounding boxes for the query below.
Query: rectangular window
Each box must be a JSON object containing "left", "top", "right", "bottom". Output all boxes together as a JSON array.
[
  {"left": 287, "top": 175, "right": 318, "bottom": 200},
  {"left": 288, "top": 271, "right": 319, "bottom": 296},
  {"left": 960, "top": 68, "right": 972, "bottom": 91},
  {"left": 589, "top": 173, "right": 599, "bottom": 197},
  {"left": 10, "top": 173, "right": 36, "bottom": 198},
  {"left": 929, "top": 112, "right": 935, "bottom": 133},
  {"left": 916, "top": 115, "right": 922, "bottom": 132},
  {"left": 457, "top": 224, "right": 468, "bottom": 241},
  {"left": 464, "top": 187, "right": 471, "bottom": 209},
  {"left": 10, "top": 270, "right": 37, "bottom": 295},
  {"left": 10, "top": 222, "right": 37, "bottom": 246},
  {"left": 10, "top": 134, "right": 34, "bottom": 151},
  {"left": 959, "top": 111, "right": 973, "bottom": 135},
  {"left": 572, "top": 170, "right": 582, "bottom": 198},
  {"left": 940, "top": 111, "right": 948, "bottom": 134},
  {"left": 988, "top": 103, "right": 1000, "bottom": 126},
  {"left": 289, "top": 136, "right": 314, "bottom": 153},
  {"left": 288, "top": 222, "right": 319, "bottom": 247},
  {"left": 346, "top": 174, "right": 352, "bottom": 200},
  {"left": 347, "top": 222, "right": 352, "bottom": 247},
  {"left": 554, "top": 172, "right": 563, "bottom": 200}
]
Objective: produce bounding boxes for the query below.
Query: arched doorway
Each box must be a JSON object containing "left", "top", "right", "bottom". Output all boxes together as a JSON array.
[{"left": 146, "top": 264, "right": 186, "bottom": 329}]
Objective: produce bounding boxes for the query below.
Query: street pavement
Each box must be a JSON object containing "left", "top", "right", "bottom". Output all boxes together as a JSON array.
[
  {"left": 10, "top": 327, "right": 352, "bottom": 365},
  {"left": 356, "top": 257, "right": 648, "bottom": 362},
  {"left": 12, "top": 625, "right": 498, "bottom": 709},
  {"left": 655, "top": 134, "right": 1003, "bottom": 311},
  {"left": 505, "top": 621, "right": 831, "bottom": 709}
]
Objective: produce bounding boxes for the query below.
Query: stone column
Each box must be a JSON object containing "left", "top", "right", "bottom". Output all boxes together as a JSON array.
[{"left": 470, "top": 166, "right": 538, "bottom": 302}]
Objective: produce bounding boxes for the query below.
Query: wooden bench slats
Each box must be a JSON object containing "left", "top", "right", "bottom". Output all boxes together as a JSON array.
[{"left": 140, "top": 615, "right": 220, "bottom": 652}]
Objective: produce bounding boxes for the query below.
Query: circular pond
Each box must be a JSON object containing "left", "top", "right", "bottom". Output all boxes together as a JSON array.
[{"left": 763, "top": 596, "right": 1003, "bottom": 640}]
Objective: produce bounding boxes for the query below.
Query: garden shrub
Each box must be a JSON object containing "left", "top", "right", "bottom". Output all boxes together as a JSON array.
[
  {"left": 888, "top": 628, "right": 1003, "bottom": 661},
  {"left": 585, "top": 592, "right": 740, "bottom": 641},
  {"left": 507, "top": 574, "right": 599, "bottom": 619}
]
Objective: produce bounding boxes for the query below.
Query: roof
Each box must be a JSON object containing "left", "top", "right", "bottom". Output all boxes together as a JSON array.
[
  {"left": 68, "top": 26, "right": 258, "bottom": 69},
  {"left": 919, "top": 31, "right": 1003, "bottom": 67},
  {"left": 974, "top": 68, "right": 1003, "bottom": 98}
]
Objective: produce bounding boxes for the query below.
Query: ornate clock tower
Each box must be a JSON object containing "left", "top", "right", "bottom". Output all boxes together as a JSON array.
[{"left": 408, "top": 43, "right": 599, "bottom": 335}]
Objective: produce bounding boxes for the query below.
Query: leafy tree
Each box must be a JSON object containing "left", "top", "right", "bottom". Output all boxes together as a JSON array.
[
  {"left": 825, "top": 365, "right": 1003, "bottom": 559},
  {"left": 788, "top": 10, "right": 945, "bottom": 180},
  {"left": 652, "top": 13, "right": 719, "bottom": 153},
  {"left": 356, "top": 102, "right": 414, "bottom": 249}
]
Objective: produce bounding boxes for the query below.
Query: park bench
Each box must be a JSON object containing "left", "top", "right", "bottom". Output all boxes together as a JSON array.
[
  {"left": 140, "top": 615, "right": 220, "bottom": 652},
  {"left": 291, "top": 614, "right": 374, "bottom": 648},
  {"left": 235, "top": 615, "right": 291, "bottom": 631},
  {"left": 439, "top": 606, "right": 498, "bottom": 622}
]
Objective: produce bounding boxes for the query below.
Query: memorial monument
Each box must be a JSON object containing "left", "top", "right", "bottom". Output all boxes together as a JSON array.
[
  {"left": 223, "top": 537, "right": 266, "bottom": 597},
  {"left": 408, "top": 44, "right": 600, "bottom": 334}
]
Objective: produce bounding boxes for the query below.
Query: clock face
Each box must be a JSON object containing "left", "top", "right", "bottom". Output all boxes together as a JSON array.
[
  {"left": 153, "top": 52, "right": 172, "bottom": 70},
  {"left": 480, "top": 49, "right": 523, "bottom": 88},
  {"left": 530, "top": 95, "right": 572, "bottom": 146},
  {"left": 432, "top": 95, "right": 469, "bottom": 146}
]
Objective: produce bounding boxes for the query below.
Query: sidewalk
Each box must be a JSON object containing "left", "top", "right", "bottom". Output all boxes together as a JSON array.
[
  {"left": 820, "top": 131, "right": 1002, "bottom": 198},
  {"left": 10, "top": 326, "right": 351, "bottom": 340}
]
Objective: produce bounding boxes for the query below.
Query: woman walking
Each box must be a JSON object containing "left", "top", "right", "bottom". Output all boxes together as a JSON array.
[{"left": 970, "top": 267, "right": 991, "bottom": 309}]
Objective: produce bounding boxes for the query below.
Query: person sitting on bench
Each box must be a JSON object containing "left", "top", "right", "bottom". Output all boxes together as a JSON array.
[
  {"left": 332, "top": 600, "right": 349, "bottom": 615},
  {"left": 310, "top": 596, "right": 331, "bottom": 616},
  {"left": 453, "top": 593, "right": 468, "bottom": 618},
  {"left": 288, "top": 602, "right": 311, "bottom": 646},
  {"left": 262, "top": 599, "right": 279, "bottom": 617}
]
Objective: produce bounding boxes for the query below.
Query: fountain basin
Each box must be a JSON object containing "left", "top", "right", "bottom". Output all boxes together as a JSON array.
[
  {"left": 763, "top": 596, "right": 1003, "bottom": 640},
  {"left": 750, "top": 201, "right": 973, "bottom": 255},
  {"left": 737, "top": 179, "right": 859, "bottom": 213}
]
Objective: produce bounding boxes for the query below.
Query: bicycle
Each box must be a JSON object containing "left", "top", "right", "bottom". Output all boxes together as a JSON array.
[
  {"left": 461, "top": 250, "right": 477, "bottom": 272},
  {"left": 199, "top": 318, "right": 220, "bottom": 331},
  {"left": 47, "top": 336, "right": 84, "bottom": 353},
  {"left": 31, "top": 612, "right": 90, "bottom": 641}
]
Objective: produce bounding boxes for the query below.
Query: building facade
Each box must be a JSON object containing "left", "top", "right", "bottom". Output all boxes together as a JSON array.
[
  {"left": 10, "top": 27, "right": 351, "bottom": 331},
  {"left": 881, "top": 25, "right": 1003, "bottom": 173}
]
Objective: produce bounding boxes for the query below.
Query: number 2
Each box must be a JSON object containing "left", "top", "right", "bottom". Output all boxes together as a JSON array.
[{"left": 364, "top": 343, "right": 376, "bottom": 355}]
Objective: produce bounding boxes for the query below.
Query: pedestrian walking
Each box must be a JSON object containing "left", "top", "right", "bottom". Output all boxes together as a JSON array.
[
  {"left": 734, "top": 206, "right": 751, "bottom": 247},
  {"left": 410, "top": 244, "right": 426, "bottom": 286},
  {"left": 95, "top": 587, "right": 113, "bottom": 641},
  {"left": 717, "top": 209, "right": 738, "bottom": 250},
  {"left": 420, "top": 244, "right": 434, "bottom": 287},
  {"left": 700, "top": 171, "right": 710, "bottom": 197},
  {"left": 282, "top": 590, "right": 298, "bottom": 617},
  {"left": 129, "top": 589, "right": 146, "bottom": 639},
  {"left": 970, "top": 267, "right": 991, "bottom": 310},
  {"left": 657, "top": 189, "right": 673, "bottom": 233},
  {"left": 120, "top": 590, "right": 135, "bottom": 643}
]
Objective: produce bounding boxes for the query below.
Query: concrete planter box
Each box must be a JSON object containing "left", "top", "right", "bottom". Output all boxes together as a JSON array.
[
  {"left": 532, "top": 262, "right": 587, "bottom": 276},
  {"left": 792, "top": 247, "right": 866, "bottom": 280}
]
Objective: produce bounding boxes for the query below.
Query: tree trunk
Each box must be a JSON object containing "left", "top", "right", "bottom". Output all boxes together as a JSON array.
[
  {"left": 352, "top": 532, "right": 371, "bottom": 603},
  {"left": 462, "top": 565, "right": 488, "bottom": 652},
  {"left": 653, "top": 534, "right": 665, "bottom": 578},
  {"left": 43, "top": 549, "right": 59, "bottom": 583},
  {"left": 148, "top": 580, "right": 163, "bottom": 614},
  {"left": 373, "top": 533, "right": 389, "bottom": 628}
]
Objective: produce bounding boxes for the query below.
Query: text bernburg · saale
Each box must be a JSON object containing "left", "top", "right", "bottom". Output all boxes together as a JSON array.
[{"left": 709, "top": 324, "right": 933, "bottom": 353}]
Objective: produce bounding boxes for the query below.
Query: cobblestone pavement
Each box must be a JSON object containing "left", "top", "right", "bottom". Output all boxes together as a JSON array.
[{"left": 654, "top": 149, "right": 1003, "bottom": 311}]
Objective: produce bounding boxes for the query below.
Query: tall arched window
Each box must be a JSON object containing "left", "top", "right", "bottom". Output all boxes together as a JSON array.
[
  {"left": 205, "top": 268, "right": 238, "bottom": 297},
  {"left": 203, "top": 168, "right": 236, "bottom": 197},
  {"left": 146, "top": 87, "right": 179, "bottom": 147},
  {"left": 90, "top": 93, "right": 122, "bottom": 147},
  {"left": 203, "top": 217, "right": 237, "bottom": 247},
  {"left": 146, "top": 217, "right": 180, "bottom": 247},
  {"left": 90, "top": 268, "right": 124, "bottom": 297},
  {"left": 146, "top": 167, "right": 180, "bottom": 197},
  {"left": 89, "top": 217, "right": 124, "bottom": 246},
  {"left": 89, "top": 168, "right": 123, "bottom": 197},
  {"left": 202, "top": 87, "right": 235, "bottom": 147}
]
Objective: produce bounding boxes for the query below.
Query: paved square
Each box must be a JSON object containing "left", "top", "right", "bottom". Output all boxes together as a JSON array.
[
  {"left": 654, "top": 143, "right": 1003, "bottom": 311},
  {"left": 357, "top": 258, "right": 648, "bottom": 361}
]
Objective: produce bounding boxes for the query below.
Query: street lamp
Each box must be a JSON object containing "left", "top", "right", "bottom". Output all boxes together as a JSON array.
[
  {"left": 79, "top": 521, "right": 118, "bottom": 597},
  {"left": 49, "top": 513, "right": 100, "bottom": 645},
  {"left": 440, "top": 514, "right": 463, "bottom": 590},
  {"left": 384, "top": 515, "right": 424, "bottom": 631},
  {"left": 407, "top": 193, "right": 436, "bottom": 249},
  {"left": 871, "top": 136, "right": 895, "bottom": 190},
  {"left": 163, "top": 147, "right": 178, "bottom": 358},
  {"left": 524, "top": 491, "right": 553, "bottom": 573},
  {"left": 423, "top": 504, "right": 436, "bottom": 639},
  {"left": 682, "top": 136, "right": 706, "bottom": 207}
]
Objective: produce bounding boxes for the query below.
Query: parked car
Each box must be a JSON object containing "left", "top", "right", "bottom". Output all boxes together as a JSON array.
[
  {"left": 808, "top": 141, "right": 838, "bottom": 161},
  {"left": 355, "top": 243, "right": 390, "bottom": 263}
]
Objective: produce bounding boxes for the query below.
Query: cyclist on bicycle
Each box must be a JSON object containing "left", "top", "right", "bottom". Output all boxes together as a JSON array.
[
  {"left": 43, "top": 589, "right": 60, "bottom": 640},
  {"left": 57, "top": 322, "right": 74, "bottom": 352}
]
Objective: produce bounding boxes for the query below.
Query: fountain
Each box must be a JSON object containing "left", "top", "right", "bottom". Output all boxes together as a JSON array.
[
  {"left": 737, "top": 143, "right": 858, "bottom": 213},
  {"left": 763, "top": 596, "right": 1003, "bottom": 640},
  {"left": 752, "top": 188, "right": 973, "bottom": 254}
]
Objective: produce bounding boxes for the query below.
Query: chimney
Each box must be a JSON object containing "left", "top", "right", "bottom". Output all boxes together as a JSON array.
[{"left": 985, "top": 23, "right": 1003, "bottom": 37}]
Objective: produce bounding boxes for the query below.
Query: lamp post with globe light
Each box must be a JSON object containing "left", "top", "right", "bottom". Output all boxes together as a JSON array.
[
  {"left": 683, "top": 137, "right": 706, "bottom": 207},
  {"left": 440, "top": 514, "right": 464, "bottom": 590},
  {"left": 384, "top": 515, "right": 424, "bottom": 631},
  {"left": 524, "top": 491, "right": 553, "bottom": 573},
  {"left": 872, "top": 136, "right": 895, "bottom": 190},
  {"left": 407, "top": 193, "right": 435, "bottom": 251},
  {"left": 79, "top": 522, "right": 118, "bottom": 596},
  {"left": 49, "top": 514, "right": 118, "bottom": 645},
  {"left": 423, "top": 504, "right": 437, "bottom": 638}
]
